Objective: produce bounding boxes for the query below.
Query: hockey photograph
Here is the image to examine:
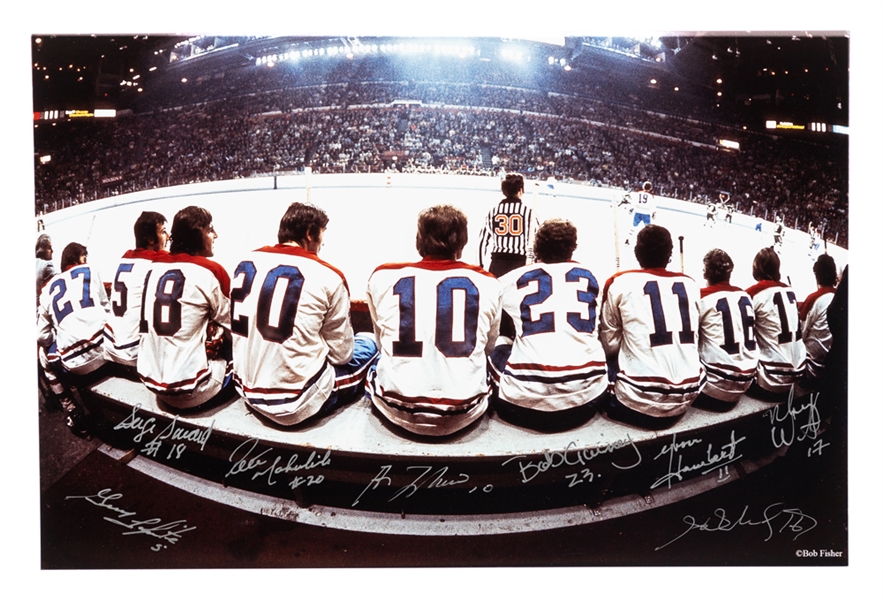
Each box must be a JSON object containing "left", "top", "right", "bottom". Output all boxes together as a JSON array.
[{"left": 3, "top": 3, "right": 880, "bottom": 599}]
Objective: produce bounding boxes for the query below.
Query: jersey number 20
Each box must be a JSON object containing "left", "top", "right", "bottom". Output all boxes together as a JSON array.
[{"left": 230, "top": 261, "right": 305, "bottom": 343}]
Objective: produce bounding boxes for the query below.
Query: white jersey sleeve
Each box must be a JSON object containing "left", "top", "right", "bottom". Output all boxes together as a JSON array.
[
  {"left": 230, "top": 244, "right": 353, "bottom": 424},
  {"left": 496, "top": 261, "right": 608, "bottom": 410},
  {"left": 599, "top": 269, "right": 705, "bottom": 417},
  {"left": 746, "top": 280, "right": 806, "bottom": 393},
  {"left": 103, "top": 249, "right": 166, "bottom": 366},
  {"left": 37, "top": 263, "right": 109, "bottom": 375},
  {"left": 698, "top": 285, "right": 759, "bottom": 402},
  {"left": 800, "top": 287, "right": 835, "bottom": 382},
  {"left": 137, "top": 253, "right": 231, "bottom": 401},
  {"left": 366, "top": 258, "right": 502, "bottom": 436}
]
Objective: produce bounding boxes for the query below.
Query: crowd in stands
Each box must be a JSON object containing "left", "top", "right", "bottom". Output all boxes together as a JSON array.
[{"left": 34, "top": 69, "right": 848, "bottom": 246}]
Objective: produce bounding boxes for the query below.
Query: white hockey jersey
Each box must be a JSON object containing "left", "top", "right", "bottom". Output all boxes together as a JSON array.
[
  {"left": 745, "top": 280, "right": 806, "bottom": 393},
  {"left": 230, "top": 244, "right": 354, "bottom": 425},
  {"left": 37, "top": 263, "right": 110, "bottom": 375},
  {"left": 634, "top": 191, "right": 656, "bottom": 216},
  {"left": 496, "top": 261, "right": 608, "bottom": 411},
  {"left": 599, "top": 269, "right": 705, "bottom": 418},
  {"left": 137, "top": 253, "right": 231, "bottom": 405},
  {"left": 366, "top": 258, "right": 502, "bottom": 436},
  {"left": 103, "top": 248, "right": 167, "bottom": 366},
  {"left": 698, "top": 284, "right": 759, "bottom": 402},
  {"left": 799, "top": 286, "right": 836, "bottom": 383}
]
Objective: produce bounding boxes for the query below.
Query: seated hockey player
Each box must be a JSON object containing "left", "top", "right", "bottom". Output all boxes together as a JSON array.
[
  {"left": 489, "top": 219, "right": 608, "bottom": 431},
  {"left": 366, "top": 204, "right": 502, "bottom": 437},
  {"left": 695, "top": 249, "right": 758, "bottom": 410},
  {"left": 137, "top": 206, "right": 234, "bottom": 410},
  {"left": 230, "top": 202, "right": 378, "bottom": 426},
  {"left": 36, "top": 233, "right": 58, "bottom": 307},
  {"left": 599, "top": 225, "right": 705, "bottom": 429},
  {"left": 103, "top": 211, "right": 169, "bottom": 370},
  {"left": 798, "top": 253, "right": 838, "bottom": 390},
  {"left": 37, "top": 242, "right": 110, "bottom": 431},
  {"left": 744, "top": 247, "right": 806, "bottom": 401}
]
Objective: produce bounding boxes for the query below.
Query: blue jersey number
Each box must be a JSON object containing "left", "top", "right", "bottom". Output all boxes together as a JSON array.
[
  {"left": 150, "top": 269, "right": 185, "bottom": 336},
  {"left": 517, "top": 267, "right": 598, "bottom": 336},
  {"left": 644, "top": 280, "right": 696, "bottom": 347},
  {"left": 714, "top": 295, "right": 757, "bottom": 354},
  {"left": 392, "top": 276, "right": 479, "bottom": 358},
  {"left": 230, "top": 261, "right": 305, "bottom": 343},
  {"left": 50, "top": 266, "right": 95, "bottom": 324},
  {"left": 772, "top": 290, "right": 801, "bottom": 344},
  {"left": 111, "top": 262, "right": 135, "bottom": 317}
]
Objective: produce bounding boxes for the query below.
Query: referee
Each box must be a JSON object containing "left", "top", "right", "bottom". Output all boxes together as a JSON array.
[{"left": 478, "top": 173, "right": 539, "bottom": 338}]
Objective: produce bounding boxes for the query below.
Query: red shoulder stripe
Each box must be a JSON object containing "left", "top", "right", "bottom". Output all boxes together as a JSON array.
[
  {"left": 700, "top": 283, "right": 744, "bottom": 299},
  {"left": 255, "top": 244, "right": 350, "bottom": 294},
  {"left": 154, "top": 253, "right": 231, "bottom": 296},
  {"left": 745, "top": 280, "right": 787, "bottom": 298}
]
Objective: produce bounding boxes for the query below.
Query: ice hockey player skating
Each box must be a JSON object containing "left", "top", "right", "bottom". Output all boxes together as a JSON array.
[{"left": 625, "top": 181, "right": 656, "bottom": 246}]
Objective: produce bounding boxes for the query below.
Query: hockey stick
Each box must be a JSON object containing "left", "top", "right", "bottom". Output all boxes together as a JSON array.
[
  {"left": 612, "top": 194, "right": 622, "bottom": 270},
  {"left": 678, "top": 235, "right": 685, "bottom": 273}
]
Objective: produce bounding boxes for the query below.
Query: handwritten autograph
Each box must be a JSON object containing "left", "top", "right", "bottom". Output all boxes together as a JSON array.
[
  {"left": 501, "top": 437, "right": 642, "bottom": 485},
  {"left": 225, "top": 437, "right": 331, "bottom": 489},
  {"left": 651, "top": 430, "right": 746, "bottom": 490},
  {"left": 114, "top": 404, "right": 214, "bottom": 459},
  {"left": 65, "top": 488, "right": 196, "bottom": 552},
  {"left": 352, "top": 464, "right": 482, "bottom": 507},
  {"left": 656, "top": 503, "right": 818, "bottom": 551},
  {"left": 766, "top": 391, "right": 822, "bottom": 449}
]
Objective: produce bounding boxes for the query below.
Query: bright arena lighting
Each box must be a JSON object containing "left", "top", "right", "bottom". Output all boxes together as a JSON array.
[{"left": 256, "top": 40, "right": 478, "bottom": 67}]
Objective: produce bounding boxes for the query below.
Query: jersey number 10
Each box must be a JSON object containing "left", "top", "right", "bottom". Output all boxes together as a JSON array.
[{"left": 392, "top": 276, "right": 479, "bottom": 358}]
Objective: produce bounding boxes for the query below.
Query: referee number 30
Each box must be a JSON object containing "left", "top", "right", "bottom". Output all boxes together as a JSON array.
[{"left": 493, "top": 214, "right": 523, "bottom": 236}]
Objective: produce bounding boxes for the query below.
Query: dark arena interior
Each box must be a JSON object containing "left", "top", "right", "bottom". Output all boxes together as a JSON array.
[{"left": 10, "top": 14, "right": 880, "bottom": 599}]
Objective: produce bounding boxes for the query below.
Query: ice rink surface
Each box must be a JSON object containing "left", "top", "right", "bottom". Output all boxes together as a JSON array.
[{"left": 39, "top": 173, "right": 848, "bottom": 303}]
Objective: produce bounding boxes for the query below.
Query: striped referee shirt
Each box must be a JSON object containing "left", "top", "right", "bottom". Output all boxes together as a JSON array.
[{"left": 477, "top": 199, "right": 539, "bottom": 269}]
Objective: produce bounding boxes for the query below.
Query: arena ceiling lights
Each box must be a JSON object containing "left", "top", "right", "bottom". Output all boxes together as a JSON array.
[{"left": 256, "top": 40, "right": 478, "bottom": 67}]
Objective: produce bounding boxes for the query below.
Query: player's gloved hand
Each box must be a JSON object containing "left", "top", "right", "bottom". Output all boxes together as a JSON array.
[
  {"left": 205, "top": 322, "right": 223, "bottom": 359},
  {"left": 205, "top": 337, "right": 223, "bottom": 359}
]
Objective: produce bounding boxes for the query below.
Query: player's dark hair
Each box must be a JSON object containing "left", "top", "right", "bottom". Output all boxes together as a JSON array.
[
  {"left": 278, "top": 202, "right": 329, "bottom": 246},
  {"left": 534, "top": 219, "right": 577, "bottom": 263},
  {"left": 36, "top": 234, "right": 53, "bottom": 259},
  {"left": 634, "top": 224, "right": 672, "bottom": 269},
  {"left": 170, "top": 206, "right": 213, "bottom": 255},
  {"left": 813, "top": 254, "right": 838, "bottom": 287},
  {"left": 60, "top": 242, "right": 87, "bottom": 270},
  {"left": 134, "top": 211, "right": 167, "bottom": 249},
  {"left": 642, "top": 181, "right": 652, "bottom": 192},
  {"left": 416, "top": 205, "right": 469, "bottom": 259},
  {"left": 752, "top": 247, "right": 781, "bottom": 282},
  {"left": 501, "top": 173, "right": 524, "bottom": 199},
  {"left": 703, "top": 248, "right": 734, "bottom": 285}
]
